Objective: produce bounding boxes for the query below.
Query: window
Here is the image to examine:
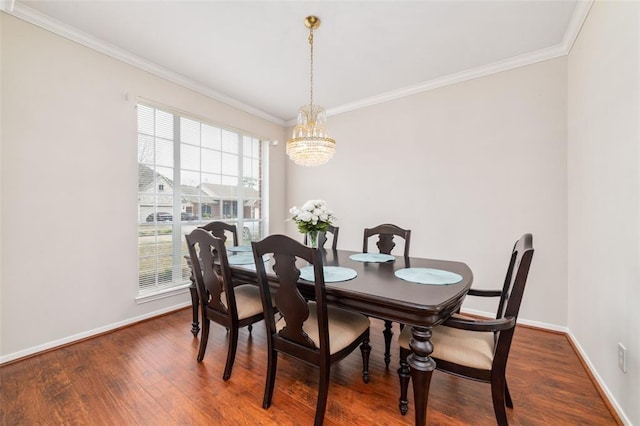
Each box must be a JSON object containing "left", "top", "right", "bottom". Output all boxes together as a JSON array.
[{"left": 137, "top": 103, "right": 266, "bottom": 296}]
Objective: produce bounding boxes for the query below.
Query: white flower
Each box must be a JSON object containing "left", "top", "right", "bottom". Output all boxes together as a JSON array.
[{"left": 290, "top": 199, "right": 336, "bottom": 233}]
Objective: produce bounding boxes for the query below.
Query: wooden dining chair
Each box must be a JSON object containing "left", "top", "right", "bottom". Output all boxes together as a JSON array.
[
  {"left": 363, "top": 223, "right": 411, "bottom": 258},
  {"left": 199, "top": 220, "right": 239, "bottom": 246},
  {"left": 252, "top": 234, "right": 371, "bottom": 426},
  {"left": 363, "top": 223, "right": 412, "bottom": 367},
  {"left": 303, "top": 225, "right": 340, "bottom": 250},
  {"left": 397, "top": 233, "right": 534, "bottom": 425},
  {"left": 185, "top": 221, "right": 240, "bottom": 336},
  {"left": 185, "top": 228, "right": 268, "bottom": 381}
]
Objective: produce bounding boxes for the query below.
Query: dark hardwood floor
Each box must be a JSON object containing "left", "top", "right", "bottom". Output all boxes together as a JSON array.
[{"left": 0, "top": 308, "right": 619, "bottom": 425}]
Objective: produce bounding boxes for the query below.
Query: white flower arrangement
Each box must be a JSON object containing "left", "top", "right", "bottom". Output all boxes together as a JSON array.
[{"left": 289, "top": 199, "right": 336, "bottom": 234}]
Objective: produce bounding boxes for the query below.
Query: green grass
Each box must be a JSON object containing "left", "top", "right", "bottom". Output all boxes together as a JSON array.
[{"left": 138, "top": 226, "right": 190, "bottom": 287}]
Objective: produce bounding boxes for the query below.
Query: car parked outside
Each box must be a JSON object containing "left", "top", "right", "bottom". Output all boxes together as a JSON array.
[
  {"left": 146, "top": 212, "right": 173, "bottom": 222},
  {"left": 145, "top": 212, "right": 199, "bottom": 222},
  {"left": 181, "top": 212, "right": 199, "bottom": 221}
]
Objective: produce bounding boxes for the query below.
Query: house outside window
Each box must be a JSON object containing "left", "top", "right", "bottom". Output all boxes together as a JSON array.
[{"left": 137, "top": 103, "right": 267, "bottom": 296}]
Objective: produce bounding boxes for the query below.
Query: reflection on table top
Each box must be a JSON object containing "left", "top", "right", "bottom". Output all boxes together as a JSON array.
[{"left": 230, "top": 249, "right": 473, "bottom": 328}]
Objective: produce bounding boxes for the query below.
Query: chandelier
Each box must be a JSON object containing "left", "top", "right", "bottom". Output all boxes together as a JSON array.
[{"left": 286, "top": 16, "right": 336, "bottom": 167}]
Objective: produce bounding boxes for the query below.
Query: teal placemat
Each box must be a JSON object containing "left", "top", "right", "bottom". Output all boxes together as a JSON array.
[
  {"left": 349, "top": 253, "right": 395, "bottom": 263},
  {"left": 394, "top": 268, "right": 462, "bottom": 285},
  {"left": 228, "top": 254, "right": 268, "bottom": 265},
  {"left": 228, "top": 245, "right": 252, "bottom": 253},
  {"left": 299, "top": 266, "right": 358, "bottom": 283}
]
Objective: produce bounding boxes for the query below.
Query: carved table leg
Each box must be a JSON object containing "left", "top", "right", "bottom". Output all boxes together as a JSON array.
[
  {"left": 383, "top": 320, "right": 393, "bottom": 367},
  {"left": 407, "top": 326, "right": 436, "bottom": 426},
  {"left": 189, "top": 283, "right": 200, "bottom": 336}
]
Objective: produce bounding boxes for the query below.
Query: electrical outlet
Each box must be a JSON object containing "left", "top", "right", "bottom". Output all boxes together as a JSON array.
[{"left": 618, "top": 343, "right": 628, "bottom": 373}]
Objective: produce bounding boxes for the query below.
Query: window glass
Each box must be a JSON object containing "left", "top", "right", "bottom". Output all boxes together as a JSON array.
[
  {"left": 221, "top": 153, "right": 238, "bottom": 176},
  {"left": 180, "top": 117, "right": 200, "bottom": 145},
  {"left": 201, "top": 149, "right": 221, "bottom": 174},
  {"left": 202, "top": 124, "right": 221, "bottom": 150},
  {"left": 137, "top": 104, "right": 266, "bottom": 295},
  {"left": 221, "top": 130, "right": 238, "bottom": 153}
]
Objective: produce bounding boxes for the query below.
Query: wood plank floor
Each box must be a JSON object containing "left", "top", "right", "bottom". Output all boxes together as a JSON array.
[{"left": 0, "top": 308, "right": 618, "bottom": 425}]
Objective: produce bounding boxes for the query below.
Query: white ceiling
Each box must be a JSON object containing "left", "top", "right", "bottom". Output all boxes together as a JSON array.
[{"left": 7, "top": 1, "right": 590, "bottom": 125}]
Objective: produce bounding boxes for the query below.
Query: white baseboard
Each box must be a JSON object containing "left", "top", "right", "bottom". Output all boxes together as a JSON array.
[
  {"left": 0, "top": 301, "right": 191, "bottom": 365},
  {"left": 566, "top": 331, "right": 632, "bottom": 426}
]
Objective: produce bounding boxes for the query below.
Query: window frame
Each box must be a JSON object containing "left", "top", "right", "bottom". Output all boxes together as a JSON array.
[{"left": 136, "top": 102, "right": 268, "bottom": 302}]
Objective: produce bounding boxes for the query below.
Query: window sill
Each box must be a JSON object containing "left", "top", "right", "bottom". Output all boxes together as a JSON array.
[{"left": 135, "top": 282, "right": 191, "bottom": 304}]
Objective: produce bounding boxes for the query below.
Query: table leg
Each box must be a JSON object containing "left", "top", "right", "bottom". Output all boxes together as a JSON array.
[
  {"left": 383, "top": 320, "right": 393, "bottom": 367},
  {"left": 407, "top": 326, "right": 436, "bottom": 426},
  {"left": 189, "top": 283, "right": 200, "bottom": 336}
]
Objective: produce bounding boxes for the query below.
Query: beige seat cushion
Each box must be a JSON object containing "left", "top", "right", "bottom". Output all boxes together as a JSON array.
[
  {"left": 221, "top": 284, "right": 272, "bottom": 320},
  {"left": 399, "top": 320, "right": 495, "bottom": 370},
  {"left": 276, "top": 302, "right": 370, "bottom": 354}
]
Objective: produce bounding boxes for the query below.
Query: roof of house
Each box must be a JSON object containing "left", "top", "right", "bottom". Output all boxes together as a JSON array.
[
  {"left": 200, "top": 182, "right": 260, "bottom": 200},
  {"left": 139, "top": 164, "right": 257, "bottom": 204},
  {"left": 138, "top": 164, "right": 173, "bottom": 192}
]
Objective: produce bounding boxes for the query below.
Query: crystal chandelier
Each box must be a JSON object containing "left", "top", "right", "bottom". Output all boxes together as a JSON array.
[{"left": 286, "top": 16, "right": 336, "bottom": 167}]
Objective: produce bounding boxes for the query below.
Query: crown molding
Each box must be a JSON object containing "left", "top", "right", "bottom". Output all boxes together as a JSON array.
[
  {"left": 562, "top": 0, "right": 594, "bottom": 53},
  {"left": 6, "top": 0, "right": 592, "bottom": 129},
  {"left": 6, "top": 4, "right": 287, "bottom": 127},
  {"left": 315, "top": 44, "right": 567, "bottom": 125},
  {"left": 313, "top": 0, "right": 594, "bottom": 124},
  {"left": 0, "top": 0, "right": 15, "bottom": 12}
]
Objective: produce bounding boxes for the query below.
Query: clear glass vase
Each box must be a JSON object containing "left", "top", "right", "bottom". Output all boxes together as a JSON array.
[{"left": 306, "top": 231, "right": 319, "bottom": 249}]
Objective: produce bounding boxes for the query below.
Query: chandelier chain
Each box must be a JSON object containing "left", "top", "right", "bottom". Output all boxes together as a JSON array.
[{"left": 309, "top": 27, "right": 314, "bottom": 108}]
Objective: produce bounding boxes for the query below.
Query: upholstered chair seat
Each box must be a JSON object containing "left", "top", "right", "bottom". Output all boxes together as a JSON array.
[
  {"left": 276, "top": 302, "right": 371, "bottom": 354},
  {"left": 399, "top": 323, "right": 494, "bottom": 371},
  {"left": 220, "top": 284, "right": 270, "bottom": 320}
]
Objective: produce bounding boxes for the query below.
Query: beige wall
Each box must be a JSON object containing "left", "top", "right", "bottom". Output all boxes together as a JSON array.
[
  {"left": 0, "top": 13, "right": 287, "bottom": 360},
  {"left": 287, "top": 58, "right": 569, "bottom": 328},
  {"left": 2, "top": 3, "right": 638, "bottom": 422},
  {"left": 567, "top": 1, "right": 639, "bottom": 424}
]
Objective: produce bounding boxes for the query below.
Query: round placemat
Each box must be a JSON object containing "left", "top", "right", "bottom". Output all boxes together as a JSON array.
[
  {"left": 299, "top": 266, "right": 358, "bottom": 283},
  {"left": 349, "top": 253, "right": 395, "bottom": 263},
  {"left": 394, "top": 268, "right": 462, "bottom": 285},
  {"left": 228, "top": 245, "right": 252, "bottom": 253}
]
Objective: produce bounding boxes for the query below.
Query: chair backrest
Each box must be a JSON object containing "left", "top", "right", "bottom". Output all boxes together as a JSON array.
[
  {"left": 493, "top": 233, "right": 534, "bottom": 358},
  {"left": 199, "top": 221, "right": 239, "bottom": 246},
  {"left": 185, "top": 228, "right": 237, "bottom": 319},
  {"left": 363, "top": 224, "right": 411, "bottom": 257},
  {"left": 321, "top": 225, "right": 339, "bottom": 250},
  {"left": 496, "top": 233, "right": 534, "bottom": 321},
  {"left": 303, "top": 225, "right": 340, "bottom": 250},
  {"left": 252, "top": 235, "right": 330, "bottom": 356}
]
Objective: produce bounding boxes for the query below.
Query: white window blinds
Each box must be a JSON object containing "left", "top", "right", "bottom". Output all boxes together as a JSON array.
[{"left": 137, "top": 103, "right": 266, "bottom": 294}]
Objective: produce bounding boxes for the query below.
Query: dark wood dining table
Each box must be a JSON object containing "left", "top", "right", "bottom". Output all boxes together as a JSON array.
[{"left": 188, "top": 248, "right": 473, "bottom": 426}]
